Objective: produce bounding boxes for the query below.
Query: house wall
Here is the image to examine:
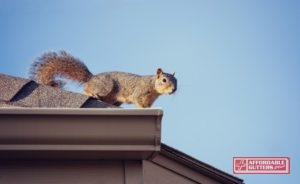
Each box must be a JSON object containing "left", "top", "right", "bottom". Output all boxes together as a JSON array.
[
  {"left": 0, "top": 160, "right": 142, "bottom": 184},
  {"left": 0, "top": 158, "right": 233, "bottom": 184},
  {"left": 143, "top": 160, "right": 198, "bottom": 184},
  {"left": 144, "top": 155, "right": 221, "bottom": 184}
]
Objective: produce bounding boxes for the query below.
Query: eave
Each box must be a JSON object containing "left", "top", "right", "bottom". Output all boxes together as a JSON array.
[{"left": 0, "top": 108, "right": 162, "bottom": 160}]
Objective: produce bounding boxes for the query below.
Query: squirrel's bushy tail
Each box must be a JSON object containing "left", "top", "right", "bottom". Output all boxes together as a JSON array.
[{"left": 30, "top": 51, "right": 93, "bottom": 87}]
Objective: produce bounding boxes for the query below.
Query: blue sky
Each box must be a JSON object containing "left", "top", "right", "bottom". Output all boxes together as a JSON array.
[{"left": 1, "top": 0, "right": 299, "bottom": 183}]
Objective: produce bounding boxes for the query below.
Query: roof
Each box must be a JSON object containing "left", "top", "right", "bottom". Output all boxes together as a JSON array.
[
  {"left": 158, "top": 144, "right": 244, "bottom": 184},
  {"left": 0, "top": 73, "right": 243, "bottom": 184},
  {"left": 0, "top": 73, "right": 114, "bottom": 108}
]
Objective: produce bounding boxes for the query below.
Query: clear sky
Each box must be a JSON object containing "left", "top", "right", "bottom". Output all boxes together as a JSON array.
[{"left": 1, "top": 0, "right": 299, "bottom": 183}]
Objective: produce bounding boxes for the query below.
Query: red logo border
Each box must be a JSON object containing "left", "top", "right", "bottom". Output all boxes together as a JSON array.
[{"left": 233, "top": 157, "right": 290, "bottom": 174}]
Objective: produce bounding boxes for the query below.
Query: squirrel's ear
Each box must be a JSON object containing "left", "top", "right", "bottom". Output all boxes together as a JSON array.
[
  {"left": 156, "top": 68, "right": 163, "bottom": 75},
  {"left": 172, "top": 72, "right": 175, "bottom": 76}
]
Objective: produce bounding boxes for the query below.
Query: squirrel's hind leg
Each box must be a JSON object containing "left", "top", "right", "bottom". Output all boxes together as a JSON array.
[
  {"left": 84, "top": 75, "right": 114, "bottom": 96},
  {"left": 84, "top": 75, "right": 121, "bottom": 106}
]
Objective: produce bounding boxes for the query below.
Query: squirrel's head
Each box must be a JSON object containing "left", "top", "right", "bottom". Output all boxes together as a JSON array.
[{"left": 154, "top": 68, "right": 177, "bottom": 95}]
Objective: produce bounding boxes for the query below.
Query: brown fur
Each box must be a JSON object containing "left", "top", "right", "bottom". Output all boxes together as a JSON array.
[
  {"left": 30, "top": 51, "right": 92, "bottom": 87},
  {"left": 30, "top": 51, "right": 177, "bottom": 108}
]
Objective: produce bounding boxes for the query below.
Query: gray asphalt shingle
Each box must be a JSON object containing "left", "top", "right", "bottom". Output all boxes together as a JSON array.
[{"left": 0, "top": 73, "right": 114, "bottom": 108}]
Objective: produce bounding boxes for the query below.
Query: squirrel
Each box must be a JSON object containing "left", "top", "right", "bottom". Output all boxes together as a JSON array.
[{"left": 29, "top": 51, "right": 177, "bottom": 108}]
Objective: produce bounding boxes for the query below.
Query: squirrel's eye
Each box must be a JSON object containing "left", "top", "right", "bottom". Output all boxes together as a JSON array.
[{"left": 162, "top": 78, "right": 167, "bottom": 83}]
